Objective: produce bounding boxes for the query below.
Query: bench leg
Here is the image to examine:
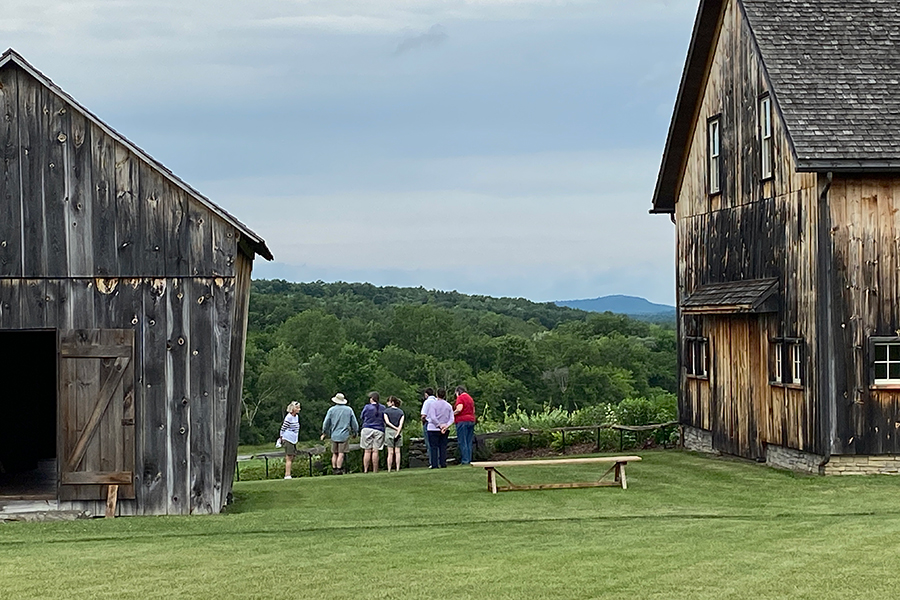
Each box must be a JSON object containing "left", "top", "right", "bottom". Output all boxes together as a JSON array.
[
  {"left": 486, "top": 468, "right": 498, "bottom": 494},
  {"left": 620, "top": 463, "right": 627, "bottom": 490},
  {"left": 105, "top": 484, "right": 119, "bottom": 518}
]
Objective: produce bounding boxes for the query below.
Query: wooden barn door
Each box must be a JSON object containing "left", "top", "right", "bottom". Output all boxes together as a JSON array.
[
  {"left": 57, "top": 330, "right": 136, "bottom": 502},
  {"left": 710, "top": 316, "right": 766, "bottom": 460}
]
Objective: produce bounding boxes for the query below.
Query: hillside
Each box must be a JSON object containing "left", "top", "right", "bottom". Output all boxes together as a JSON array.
[
  {"left": 556, "top": 295, "right": 676, "bottom": 319},
  {"left": 242, "top": 280, "right": 676, "bottom": 444}
]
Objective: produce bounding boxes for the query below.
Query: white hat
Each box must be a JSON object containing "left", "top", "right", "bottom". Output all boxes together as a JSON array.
[{"left": 331, "top": 393, "right": 348, "bottom": 405}]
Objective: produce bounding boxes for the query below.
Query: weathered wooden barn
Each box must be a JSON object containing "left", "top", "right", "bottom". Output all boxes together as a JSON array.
[
  {"left": 0, "top": 49, "right": 272, "bottom": 514},
  {"left": 652, "top": 0, "right": 900, "bottom": 474}
]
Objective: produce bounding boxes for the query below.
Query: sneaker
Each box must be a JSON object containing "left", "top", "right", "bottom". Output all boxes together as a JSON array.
[{"left": 284, "top": 475, "right": 292, "bottom": 479}]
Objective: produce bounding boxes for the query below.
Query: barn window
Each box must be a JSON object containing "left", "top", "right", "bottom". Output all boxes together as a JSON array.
[
  {"left": 770, "top": 338, "right": 803, "bottom": 387},
  {"left": 685, "top": 336, "right": 709, "bottom": 379},
  {"left": 759, "top": 95, "right": 773, "bottom": 180},
  {"left": 708, "top": 116, "right": 721, "bottom": 195},
  {"left": 871, "top": 338, "right": 900, "bottom": 385},
  {"left": 772, "top": 342, "right": 783, "bottom": 384}
]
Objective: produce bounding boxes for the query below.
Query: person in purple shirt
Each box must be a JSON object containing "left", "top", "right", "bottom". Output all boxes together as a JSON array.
[
  {"left": 423, "top": 388, "right": 455, "bottom": 468},
  {"left": 359, "top": 391, "right": 387, "bottom": 473}
]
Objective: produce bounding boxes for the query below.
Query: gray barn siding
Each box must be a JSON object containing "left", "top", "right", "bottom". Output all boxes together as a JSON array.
[{"left": 0, "top": 62, "right": 254, "bottom": 515}]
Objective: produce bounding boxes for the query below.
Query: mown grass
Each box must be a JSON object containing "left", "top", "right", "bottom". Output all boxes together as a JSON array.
[{"left": 3, "top": 451, "right": 900, "bottom": 599}]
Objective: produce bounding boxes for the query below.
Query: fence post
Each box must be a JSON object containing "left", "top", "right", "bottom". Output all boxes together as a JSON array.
[
  {"left": 264, "top": 456, "right": 269, "bottom": 479},
  {"left": 561, "top": 429, "right": 566, "bottom": 454},
  {"left": 596, "top": 427, "right": 600, "bottom": 452},
  {"left": 619, "top": 429, "right": 624, "bottom": 451},
  {"left": 308, "top": 452, "right": 313, "bottom": 477},
  {"left": 235, "top": 461, "right": 240, "bottom": 482}
]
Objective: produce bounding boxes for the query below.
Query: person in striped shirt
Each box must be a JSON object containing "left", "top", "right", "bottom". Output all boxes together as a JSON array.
[{"left": 278, "top": 402, "right": 301, "bottom": 479}]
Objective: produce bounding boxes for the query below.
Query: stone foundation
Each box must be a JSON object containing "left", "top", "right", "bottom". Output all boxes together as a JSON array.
[
  {"left": 408, "top": 437, "right": 458, "bottom": 468},
  {"left": 823, "top": 454, "right": 900, "bottom": 475},
  {"left": 765, "top": 444, "right": 825, "bottom": 474},
  {"left": 682, "top": 426, "right": 718, "bottom": 454}
]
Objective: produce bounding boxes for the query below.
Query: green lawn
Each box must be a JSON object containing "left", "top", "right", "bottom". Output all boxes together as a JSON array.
[{"left": 3, "top": 451, "right": 900, "bottom": 599}]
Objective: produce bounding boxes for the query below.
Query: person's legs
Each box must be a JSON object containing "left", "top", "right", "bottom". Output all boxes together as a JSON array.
[
  {"left": 363, "top": 448, "right": 372, "bottom": 473},
  {"left": 438, "top": 432, "right": 449, "bottom": 467},
  {"left": 423, "top": 422, "right": 431, "bottom": 458},
  {"left": 458, "top": 422, "right": 473, "bottom": 464},
  {"left": 336, "top": 452, "right": 344, "bottom": 470},
  {"left": 426, "top": 431, "right": 440, "bottom": 468},
  {"left": 284, "top": 454, "right": 293, "bottom": 478},
  {"left": 372, "top": 449, "right": 379, "bottom": 473},
  {"left": 393, "top": 447, "right": 401, "bottom": 471}
]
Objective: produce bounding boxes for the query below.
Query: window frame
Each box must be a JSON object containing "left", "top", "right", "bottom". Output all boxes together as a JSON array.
[
  {"left": 870, "top": 337, "right": 900, "bottom": 388},
  {"left": 770, "top": 337, "right": 804, "bottom": 388},
  {"left": 685, "top": 336, "right": 710, "bottom": 380},
  {"left": 707, "top": 115, "right": 722, "bottom": 196},
  {"left": 759, "top": 94, "right": 773, "bottom": 181}
]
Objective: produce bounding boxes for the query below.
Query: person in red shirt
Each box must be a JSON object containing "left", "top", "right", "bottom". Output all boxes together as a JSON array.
[{"left": 453, "top": 386, "right": 476, "bottom": 465}]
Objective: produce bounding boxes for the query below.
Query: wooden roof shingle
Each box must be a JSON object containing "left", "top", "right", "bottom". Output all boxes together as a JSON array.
[{"left": 681, "top": 278, "right": 779, "bottom": 314}]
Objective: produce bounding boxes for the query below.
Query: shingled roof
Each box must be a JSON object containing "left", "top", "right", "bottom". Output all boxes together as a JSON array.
[{"left": 652, "top": 0, "right": 900, "bottom": 213}]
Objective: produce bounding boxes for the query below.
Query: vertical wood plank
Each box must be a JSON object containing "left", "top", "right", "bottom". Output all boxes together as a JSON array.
[
  {"left": 91, "top": 122, "right": 117, "bottom": 276},
  {"left": 188, "top": 204, "right": 213, "bottom": 277},
  {"left": 114, "top": 144, "right": 140, "bottom": 276},
  {"left": 189, "top": 278, "right": 215, "bottom": 514},
  {"left": 0, "top": 65, "right": 22, "bottom": 276},
  {"left": 222, "top": 250, "right": 253, "bottom": 506},
  {"left": 211, "top": 276, "right": 234, "bottom": 509},
  {"left": 166, "top": 278, "right": 190, "bottom": 514},
  {"left": 141, "top": 278, "right": 169, "bottom": 514},
  {"left": 165, "top": 190, "right": 190, "bottom": 277},
  {"left": 18, "top": 70, "right": 46, "bottom": 276},
  {"left": 139, "top": 163, "right": 166, "bottom": 277},
  {"left": 44, "top": 88, "right": 70, "bottom": 277}
]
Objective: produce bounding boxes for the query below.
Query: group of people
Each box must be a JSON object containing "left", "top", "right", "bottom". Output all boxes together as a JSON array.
[{"left": 276, "top": 386, "right": 476, "bottom": 477}]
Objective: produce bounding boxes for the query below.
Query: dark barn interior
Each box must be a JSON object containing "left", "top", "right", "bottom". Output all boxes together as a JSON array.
[{"left": 0, "top": 331, "right": 57, "bottom": 496}]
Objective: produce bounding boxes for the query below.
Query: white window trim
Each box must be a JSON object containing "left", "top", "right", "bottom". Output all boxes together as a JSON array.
[
  {"left": 760, "top": 95, "right": 773, "bottom": 180},
  {"left": 708, "top": 117, "right": 721, "bottom": 195},
  {"left": 872, "top": 341, "right": 900, "bottom": 385},
  {"left": 790, "top": 343, "right": 802, "bottom": 384},
  {"left": 773, "top": 343, "right": 783, "bottom": 384}
]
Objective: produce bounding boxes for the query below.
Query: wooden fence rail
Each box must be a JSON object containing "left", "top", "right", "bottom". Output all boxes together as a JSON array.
[{"left": 234, "top": 421, "right": 679, "bottom": 480}]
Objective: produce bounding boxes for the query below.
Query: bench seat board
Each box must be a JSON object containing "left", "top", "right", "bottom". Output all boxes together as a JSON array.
[{"left": 471, "top": 456, "right": 641, "bottom": 468}]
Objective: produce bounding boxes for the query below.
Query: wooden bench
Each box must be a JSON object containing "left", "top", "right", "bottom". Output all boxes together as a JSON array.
[{"left": 471, "top": 456, "right": 641, "bottom": 493}]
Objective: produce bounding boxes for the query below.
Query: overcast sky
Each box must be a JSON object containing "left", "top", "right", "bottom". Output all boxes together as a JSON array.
[{"left": 2, "top": 0, "right": 697, "bottom": 304}]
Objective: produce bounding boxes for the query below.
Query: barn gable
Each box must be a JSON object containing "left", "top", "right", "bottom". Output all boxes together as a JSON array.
[
  {"left": 652, "top": 0, "right": 900, "bottom": 213},
  {"left": 0, "top": 48, "right": 272, "bottom": 280}
]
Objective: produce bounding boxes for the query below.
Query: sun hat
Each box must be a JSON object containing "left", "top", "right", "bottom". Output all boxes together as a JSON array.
[{"left": 331, "top": 393, "right": 348, "bottom": 405}]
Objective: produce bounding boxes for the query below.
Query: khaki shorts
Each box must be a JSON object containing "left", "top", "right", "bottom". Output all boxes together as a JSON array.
[
  {"left": 385, "top": 427, "right": 402, "bottom": 448},
  {"left": 283, "top": 441, "right": 297, "bottom": 456},
  {"left": 331, "top": 440, "right": 349, "bottom": 454},
  {"left": 360, "top": 428, "right": 385, "bottom": 450}
]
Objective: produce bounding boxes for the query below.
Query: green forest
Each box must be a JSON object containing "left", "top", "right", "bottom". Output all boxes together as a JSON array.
[{"left": 240, "top": 280, "right": 677, "bottom": 444}]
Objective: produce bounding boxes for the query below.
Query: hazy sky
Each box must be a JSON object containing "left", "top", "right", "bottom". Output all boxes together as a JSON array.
[{"left": 2, "top": 0, "right": 697, "bottom": 304}]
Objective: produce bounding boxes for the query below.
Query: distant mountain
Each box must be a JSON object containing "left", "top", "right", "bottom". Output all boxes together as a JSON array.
[{"left": 555, "top": 295, "right": 676, "bottom": 319}]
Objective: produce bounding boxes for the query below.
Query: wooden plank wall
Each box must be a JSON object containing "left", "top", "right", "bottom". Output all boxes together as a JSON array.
[
  {"left": 673, "top": 0, "right": 822, "bottom": 457},
  {"left": 0, "top": 63, "right": 253, "bottom": 514},
  {"left": 0, "top": 64, "right": 237, "bottom": 280},
  {"left": 829, "top": 176, "right": 900, "bottom": 454}
]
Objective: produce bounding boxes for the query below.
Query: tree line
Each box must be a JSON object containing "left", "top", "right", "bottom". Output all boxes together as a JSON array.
[{"left": 241, "top": 280, "right": 677, "bottom": 444}]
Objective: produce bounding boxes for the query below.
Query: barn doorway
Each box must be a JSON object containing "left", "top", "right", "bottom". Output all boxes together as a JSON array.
[{"left": 0, "top": 331, "right": 58, "bottom": 498}]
